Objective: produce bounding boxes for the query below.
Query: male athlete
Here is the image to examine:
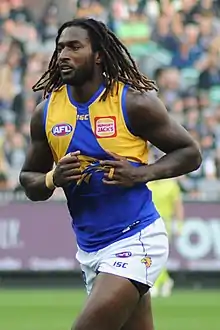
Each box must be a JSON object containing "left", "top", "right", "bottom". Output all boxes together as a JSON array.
[{"left": 20, "top": 18, "right": 202, "bottom": 330}]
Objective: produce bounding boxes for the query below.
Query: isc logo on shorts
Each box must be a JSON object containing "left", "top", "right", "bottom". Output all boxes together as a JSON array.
[
  {"left": 52, "top": 123, "right": 73, "bottom": 136},
  {"left": 94, "top": 116, "right": 117, "bottom": 138}
]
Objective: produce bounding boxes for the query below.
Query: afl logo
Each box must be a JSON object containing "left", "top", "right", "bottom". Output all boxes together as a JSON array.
[
  {"left": 115, "top": 251, "right": 132, "bottom": 258},
  {"left": 52, "top": 123, "right": 73, "bottom": 136}
]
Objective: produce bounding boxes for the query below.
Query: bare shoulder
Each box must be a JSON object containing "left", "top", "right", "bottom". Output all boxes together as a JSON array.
[
  {"left": 31, "top": 99, "right": 48, "bottom": 141},
  {"left": 125, "top": 87, "right": 198, "bottom": 153},
  {"left": 21, "top": 98, "right": 53, "bottom": 173},
  {"left": 32, "top": 99, "right": 47, "bottom": 124},
  {"left": 126, "top": 87, "right": 167, "bottom": 123}
]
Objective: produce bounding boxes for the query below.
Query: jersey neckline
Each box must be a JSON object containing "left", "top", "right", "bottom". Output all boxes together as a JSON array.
[{"left": 66, "top": 84, "right": 105, "bottom": 108}]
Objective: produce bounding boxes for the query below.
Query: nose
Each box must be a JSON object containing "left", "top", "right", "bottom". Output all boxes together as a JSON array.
[{"left": 59, "top": 47, "right": 70, "bottom": 61}]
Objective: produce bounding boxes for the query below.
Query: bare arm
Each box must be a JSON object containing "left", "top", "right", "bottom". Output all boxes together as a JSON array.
[
  {"left": 19, "top": 101, "right": 55, "bottom": 201},
  {"left": 127, "top": 90, "right": 202, "bottom": 182}
]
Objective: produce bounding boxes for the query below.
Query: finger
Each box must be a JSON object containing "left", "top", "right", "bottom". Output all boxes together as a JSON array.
[
  {"left": 61, "top": 151, "right": 80, "bottom": 159},
  {"left": 102, "top": 178, "right": 121, "bottom": 185},
  {"left": 59, "top": 163, "right": 81, "bottom": 171},
  {"left": 102, "top": 168, "right": 121, "bottom": 176},
  {"left": 70, "top": 151, "right": 80, "bottom": 157},
  {"left": 63, "top": 175, "right": 82, "bottom": 183},
  {"left": 103, "top": 172, "right": 120, "bottom": 180},
  {"left": 100, "top": 160, "right": 122, "bottom": 167},
  {"left": 63, "top": 169, "right": 82, "bottom": 177},
  {"left": 106, "top": 151, "right": 125, "bottom": 161},
  {"left": 102, "top": 166, "right": 112, "bottom": 173},
  {"left": 59, "top": 155, "right": 80, "bottom": 164}
]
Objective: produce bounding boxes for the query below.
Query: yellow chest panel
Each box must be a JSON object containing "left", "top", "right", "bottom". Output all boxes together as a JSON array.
[{"left": 44, "top": 82, "right": 148, "bottom": 164}]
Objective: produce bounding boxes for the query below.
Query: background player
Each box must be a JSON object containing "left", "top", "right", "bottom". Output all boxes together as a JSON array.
[
  {"left": 19, "top": 18, "right": 201, "bottom": 330},
  {"left": 148, "top": 178, "right": 184, "bottom": 297}
]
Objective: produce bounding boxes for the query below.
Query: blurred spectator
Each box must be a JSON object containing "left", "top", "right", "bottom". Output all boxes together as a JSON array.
[
  {"left": 0, "top": 1, "right": 11, "bottom": 25},
  {"left": 171, "top": 24, "right": 203, "bottom": 69},
  {"left": 198, "top": 51, "right": 220, "bottom": 90},
  {"left": 0, "top": 0, "right": 219, "bottom": 199},
  {"left": 76, "top": 0, "right": 108, "bottom": 22},
  {"left": 178, "top": 0, "right": 201, "bottom": 24},
  {"left": 198, "top": 14, "right": 220, "bottom": 51},
  {"left": 38, "top": 1, "right": 59, "bottom": 48},
  {"left": 151, "top": 15, "right": 179, "bottom": 53},
  {"left": 10, "top": 0, "right": 34, "bottom": 23},
  {"left": 116, "top": 11, "right": 150, "bottom": 46}
]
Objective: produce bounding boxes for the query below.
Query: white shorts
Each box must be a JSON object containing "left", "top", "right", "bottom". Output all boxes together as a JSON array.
[{"left": 76, "top": 218, "right": 169, "bottom": 295}]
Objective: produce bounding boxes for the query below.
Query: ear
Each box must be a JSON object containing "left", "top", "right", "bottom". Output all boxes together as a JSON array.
[{"left": 95, "top": 51, "right": 102, "bottom": 65}]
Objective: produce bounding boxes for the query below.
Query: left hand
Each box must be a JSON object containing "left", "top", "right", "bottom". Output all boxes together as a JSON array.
[{"left": 100, "top": 152, "right": 143, "bottom": 187}]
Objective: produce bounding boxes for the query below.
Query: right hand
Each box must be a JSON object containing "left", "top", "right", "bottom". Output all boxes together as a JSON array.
[{"left": 53, "top": 151, "right": 81, "bottom": 187}]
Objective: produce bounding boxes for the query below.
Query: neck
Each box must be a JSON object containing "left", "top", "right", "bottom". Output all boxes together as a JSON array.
[{"left": 70, "top": 73, "right": 104, "bottom": 104}]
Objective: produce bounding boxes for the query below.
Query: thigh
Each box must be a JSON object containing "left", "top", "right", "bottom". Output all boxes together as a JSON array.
[
  {"left": 72, "top": 273, "right": 140, "bottom": 330},
  {"left": 80, "top": 264, "right": 97, "bottom": 295},
  {"left": 76, "top": 249, "right": 98, "bottom": 295},
  {"left": 121, "top": 292, "right": 154, "bottom": 330}
]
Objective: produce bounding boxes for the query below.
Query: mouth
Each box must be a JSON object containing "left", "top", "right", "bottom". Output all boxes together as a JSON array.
[{"left": 59, "top": 65, "right": 74, "bottom": 74}]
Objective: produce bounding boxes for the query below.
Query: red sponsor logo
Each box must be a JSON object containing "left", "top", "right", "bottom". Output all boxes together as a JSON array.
[{"left": 94, "top": 116, "right": 117, "bottom": 138}]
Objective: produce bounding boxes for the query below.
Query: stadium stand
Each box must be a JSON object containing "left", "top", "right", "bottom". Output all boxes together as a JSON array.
[{"left": 0, "top": 0, "right": 219, "bottom": 198}]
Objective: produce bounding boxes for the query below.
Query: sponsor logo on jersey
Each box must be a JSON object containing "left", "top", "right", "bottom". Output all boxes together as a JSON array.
[
  {"left": 94, "top": 116, "right": 117, "bottom": 138},
  {"left": 52, "top": 123, "right": 73, "bottom": 136},
  {"left": 77, "top": 114, "right": 89, "bottom": 120},
  {"left": 141, "top": 255, "right": 152, "bottom": 268},
  {"left": 115, "top": 251, "right": 132, "bottom": 258}
]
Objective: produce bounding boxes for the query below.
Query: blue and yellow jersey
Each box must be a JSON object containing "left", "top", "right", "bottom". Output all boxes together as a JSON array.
[{"left": 44, "top": 82, "right": 159, "bottom": 252}]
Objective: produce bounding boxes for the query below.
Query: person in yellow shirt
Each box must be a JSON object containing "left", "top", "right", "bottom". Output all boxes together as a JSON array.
[{"left": 148, "top": 178, "right": 184, "bottom": 297}]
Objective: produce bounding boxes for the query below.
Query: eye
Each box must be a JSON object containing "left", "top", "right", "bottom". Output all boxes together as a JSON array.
[
  {"left": 72, "top": 46, "right": 80, "bottom": 51},
  {"left": 57, "top": 46, "right": 63, "bottom": 53}
]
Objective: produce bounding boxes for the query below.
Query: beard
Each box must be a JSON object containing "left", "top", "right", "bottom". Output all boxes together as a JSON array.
[{"left": 60, "top": 56, "right": 95, "bottom": 86}]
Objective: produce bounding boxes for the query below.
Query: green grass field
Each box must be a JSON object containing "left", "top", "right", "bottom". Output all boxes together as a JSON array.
[{"left": 0, "top": 289, "right": 219, "bottom": 330}]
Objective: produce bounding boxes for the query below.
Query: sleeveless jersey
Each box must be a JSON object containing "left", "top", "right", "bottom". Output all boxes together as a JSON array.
[{"left": 44, "top": 82, "right": 159, "bottom": 252}]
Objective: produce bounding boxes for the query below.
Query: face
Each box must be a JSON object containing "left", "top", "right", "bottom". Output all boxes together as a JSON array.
[
  {"left": 164, "top": 69, "right": 180, "bottom": 89},
  {"left": 57, "top": 26, "right": 101, "bottom": 86},
  {"left": 182, "top": 0, "right": 195, "bottom": 11},
  {"left": 11, "top": 0, "right": 23, "bottom": 8},
  {"left": 0, "top": 0, "right": 10, "bottom": 15},
  {"left": 185, "top": 25, "right": 199, "bottom": 45},
  {"left": 209, "top": 52, "right": 219, "bottom": 67},
  {"left": 4, "top": 122, "right": 16, "bottom": 138},
  {"left": 184, "top": 96, "right": 198, "bottom": 109},
  {"left": 157, "top": 16, "right": 169, "bottom": 34}
]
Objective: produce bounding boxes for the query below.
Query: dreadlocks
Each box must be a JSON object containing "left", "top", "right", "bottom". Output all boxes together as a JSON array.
[{"left": 32, "top": 18, "right": 158, "bottom": 100}]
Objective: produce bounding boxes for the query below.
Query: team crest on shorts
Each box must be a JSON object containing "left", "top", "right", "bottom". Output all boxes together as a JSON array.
[
  {"left": 141, "top": 255, "right": 152, "bottom": 268},
  {"left": 94, "top": 116, "right": 117, "bottom": 138}
]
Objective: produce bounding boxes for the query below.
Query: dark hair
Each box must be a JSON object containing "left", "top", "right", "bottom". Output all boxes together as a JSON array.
[{"left": 32, "top": 18, "right": 158, "bottom": 100}]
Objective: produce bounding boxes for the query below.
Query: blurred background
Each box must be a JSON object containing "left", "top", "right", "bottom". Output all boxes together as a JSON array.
[{"left": 0, "top": 1, "right": 219, "bottom": 330}]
